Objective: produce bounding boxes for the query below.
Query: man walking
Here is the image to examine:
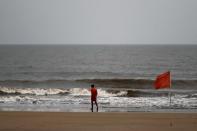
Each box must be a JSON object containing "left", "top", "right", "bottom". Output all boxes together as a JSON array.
[{"left": 90, "top": 84, "right": 98, "bottom": 112}]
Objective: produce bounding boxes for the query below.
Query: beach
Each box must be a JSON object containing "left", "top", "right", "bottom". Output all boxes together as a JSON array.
[
  {"left": 1, "top": 0, "right": 197, "bottom": 129},
  {"left": 0, "top": 111, "right": 197, "bottom": 131}
]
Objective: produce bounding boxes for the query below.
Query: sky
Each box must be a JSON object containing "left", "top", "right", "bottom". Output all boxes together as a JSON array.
[{"left": 0, "top": 0, "right": 197, "bottom": 45}]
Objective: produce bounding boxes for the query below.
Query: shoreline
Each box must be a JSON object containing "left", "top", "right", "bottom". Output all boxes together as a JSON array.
[{"left": 0, "top": 111, "right": 196, "bottom": 131}]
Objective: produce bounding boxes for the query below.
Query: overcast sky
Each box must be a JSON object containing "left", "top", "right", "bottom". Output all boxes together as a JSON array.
[{"left": 0, "top": 0, "right": 197, "bottom": 45}]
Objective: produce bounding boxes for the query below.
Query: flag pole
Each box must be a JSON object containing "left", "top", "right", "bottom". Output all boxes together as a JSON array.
[{"left": 169, "top": 71, "right": 172, "bottom": 107}]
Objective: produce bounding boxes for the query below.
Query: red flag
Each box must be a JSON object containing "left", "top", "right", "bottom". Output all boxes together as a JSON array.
[{"left": 154, "top": 71, "right": 171, "bottom": 89}]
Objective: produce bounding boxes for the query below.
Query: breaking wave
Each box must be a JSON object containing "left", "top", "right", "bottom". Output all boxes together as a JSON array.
[
  {"left": 0, "top": 86, "right": 196, "bottom": 98},
  {"left": 0, "top": 87, "right": 69, "bottom": 96},
  {"left": 0, "top": 87, "right": 127, "bottom": 97},
  {"left": 0, "top": 79, "right": 197, "bottom": 89}
]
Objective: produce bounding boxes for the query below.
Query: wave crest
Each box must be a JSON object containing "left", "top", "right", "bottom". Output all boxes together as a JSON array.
[
  {"left": 0, "top": 87, "right": 69, "bottom": 96},
  {"left": 0, "top": 87, "right": 127, "bottom": 97}
]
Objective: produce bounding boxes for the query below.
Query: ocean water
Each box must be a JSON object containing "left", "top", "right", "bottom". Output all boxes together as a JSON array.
[{"left": 0, "top": 44, "right": 197, "bottom": 112}]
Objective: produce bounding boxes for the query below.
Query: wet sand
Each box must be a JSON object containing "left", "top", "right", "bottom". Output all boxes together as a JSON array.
[{"left": 0, "top": 111, "right": 197, "bottom": 131}]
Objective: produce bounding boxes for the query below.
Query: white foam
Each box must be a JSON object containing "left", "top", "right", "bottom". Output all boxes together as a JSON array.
[
  {"left": 0, "top": 87, "right": 127, "bottom": 97},
  {"left": 69, "top": 88, "right": 127, "bottom": 97},
  {"left": 0, "top": 87, "right": 69, "bottom": 96},
  {"left": 69, "top": 88, "right": 90, "bottom": 96}
]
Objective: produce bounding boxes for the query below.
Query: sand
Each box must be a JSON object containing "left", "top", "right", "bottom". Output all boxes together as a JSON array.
[{"left": 0, "top": 112, "right": 197, "bottom": 131}]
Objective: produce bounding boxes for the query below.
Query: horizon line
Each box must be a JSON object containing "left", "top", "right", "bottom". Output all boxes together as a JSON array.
[{"left": 0, "top": 43, "right": 197, "bottom": 46}]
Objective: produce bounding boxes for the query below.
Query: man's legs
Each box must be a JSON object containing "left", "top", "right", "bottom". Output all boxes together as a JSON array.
[
  {"left": 91, "top": 100, "right": 98, "bottom": 112},
  {"left": 91, "top": 100, "right": 93, "bottom": 112},
  {"left": 95, "top": 101, "right": 98, "bottom": 112}
]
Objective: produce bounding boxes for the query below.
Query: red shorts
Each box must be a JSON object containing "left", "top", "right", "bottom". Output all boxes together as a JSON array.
[{"left": 91, "top": 96, "right": 97, "bottom": 101}]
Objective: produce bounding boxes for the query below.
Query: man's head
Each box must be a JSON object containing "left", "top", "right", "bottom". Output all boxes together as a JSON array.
[{"left": 91, "top": 84, "right": 94, "bottom": 88}]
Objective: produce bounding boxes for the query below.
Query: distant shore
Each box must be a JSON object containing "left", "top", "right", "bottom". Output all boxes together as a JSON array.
[{"left": 0, "top": 111, "right": 196, "bottom": 131}]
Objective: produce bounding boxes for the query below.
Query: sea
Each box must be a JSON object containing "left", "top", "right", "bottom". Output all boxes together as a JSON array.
[{"left": 0, "top": 44, "right": 197, "bottom": 112}]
